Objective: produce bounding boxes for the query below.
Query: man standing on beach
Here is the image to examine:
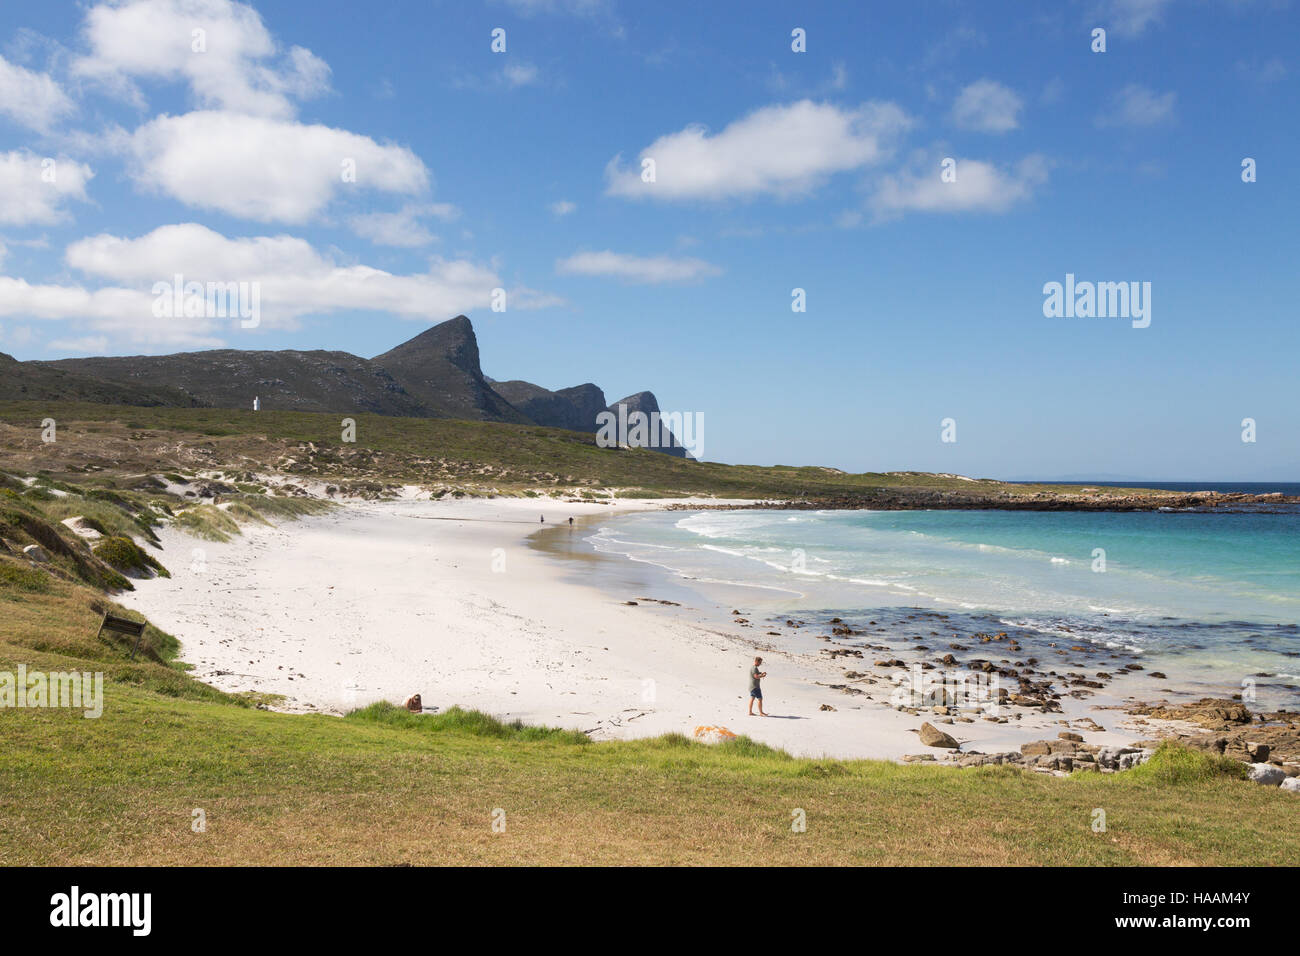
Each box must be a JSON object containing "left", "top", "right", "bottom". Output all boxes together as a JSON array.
[{"left": 747, "top": 656, "right": 767, "bottom": 716}]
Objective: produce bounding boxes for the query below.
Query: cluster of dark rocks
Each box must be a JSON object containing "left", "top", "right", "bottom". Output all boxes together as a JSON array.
[
  {"left": 905, "top": 726, "right": 1155, "bottom": 775},
  {"left": 1126, "top": 697, "right": 1300, "bottom": 790},
  {"left": 744, "top": 607, "right": 1300, "bottom": 789}
]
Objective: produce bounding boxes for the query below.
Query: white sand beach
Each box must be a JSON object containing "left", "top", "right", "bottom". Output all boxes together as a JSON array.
[{"left": 119, "top": 496, "right": 1151, "bottom": 760}]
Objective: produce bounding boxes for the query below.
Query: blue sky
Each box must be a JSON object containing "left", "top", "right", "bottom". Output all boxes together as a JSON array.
[{"left": 0, "top": 0, "right": 1296, "bottom": 479}]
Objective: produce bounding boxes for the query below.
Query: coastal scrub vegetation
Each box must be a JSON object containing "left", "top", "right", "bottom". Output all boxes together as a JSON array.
[{"left": 0, "top": 400, "right": 1210, "bottom": 505}]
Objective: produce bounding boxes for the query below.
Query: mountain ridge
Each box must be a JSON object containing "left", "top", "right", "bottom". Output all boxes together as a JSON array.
[{"left": 16, "top": 316, "right": 691, "bottom": 456}]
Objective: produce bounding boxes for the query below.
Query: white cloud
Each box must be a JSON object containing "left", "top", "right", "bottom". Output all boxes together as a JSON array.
[
  {"left": 73, "top": 0, "right": 330, "bottom": 118},
  {"left": 0, "top": 278, "right": 199, "bottom": 345},
  {"left": 349, "top": 203, "right": 458, "bottom": 247},
  {"left": 605, "top": 99, "right": 911, "bottom": 201},
  {"left": 66, "top": 224, "right": 501, "bottom": 318},
  {"left": 1095, "top": 84, "right": 1175, "bottom": 127},
  {"left": 0, "top": 223, "right": 553, "bottom": 349},
  {"left": 0, "top": 55, "right": 75, "bottom": 131},
  {"left": 47, "top": 335, "right": 110, "bottom": 355},
  {"left": 66, "top": 223, "right": 324, "bottom": 281},
  {"left": 549, "top": 200, "right": 576, "bottom": 216},
  {"left": 0, "top": 152, "right": 94, "bottom": 226},
  {"left": 127, "top": 111, "right": 429, "bottom": 222},
  {"left": 502, "top": 62, "right": 539, "bottom": 87},
  {"left": 951, "top": 79, "right": 1023, "bottom": 133},
  {"left": 870, "top": 154, "right": 1049, "bottom": 219},
  {"left": 1099, "top": 0, "right": 1171, "bottom": 39},
  {"left": 556, "top": 250, "right": 721, "bottom": 284}
]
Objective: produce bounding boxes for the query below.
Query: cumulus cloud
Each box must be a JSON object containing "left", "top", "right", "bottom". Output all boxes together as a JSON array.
[
  {"left": 65, "top": 4, "right": 431, "bottom": 226},
  {"left": 72, "top": 0, "right": 330, "bottom": 118},
  {"left": 870, "top": 154, "right": 1049, "bottom": 219},
  {"left": 0, "top": 55, "right": 75, "bottom": 131},
  {"left": 47, "top": 335, "right": 111, "bottom": 355},
  {"left": 348, "top": 203, "right": 458, "bottom": 247},
  {"left": 549, "top": 200, "right": 576, "bottom": 216},
  {"left": 605, "top": 99, "right": 911, "bottom": 201},
  {"left": 127, "top": 111, "right": 429, "bottom": 222},
  {"left": 66, "top": 223, "right": 502, "bottom": 318},
  {"left": 0, "top": 277, "right": 201, "bottom": 345},
  {"left": 1095, "top": 84, "right": 1176, "bottom": 127},
  {"left": 556, "top": 250, "right": 721, "bottom": 284},
  {"left": 0, "top": 223, "right": 554, "bottom": 349},
  {"left": 950, "top": 79, "right": 1023, "bottom": 133},
  {"left": 0, "top": 152, "right": 94, "bottom": 226}
]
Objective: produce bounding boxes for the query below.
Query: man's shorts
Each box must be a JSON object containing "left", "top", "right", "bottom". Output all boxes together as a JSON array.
[{"left": 750, "top": 688, "right": 762, "bottom": 699}]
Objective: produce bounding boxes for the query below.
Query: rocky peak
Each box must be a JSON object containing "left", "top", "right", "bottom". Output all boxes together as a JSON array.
[
  {"left": 375, "top": 314, "right": 479, "bottom": 375},
  {"left": 371, "top": 316, "right": 529, "bottom": 423}
]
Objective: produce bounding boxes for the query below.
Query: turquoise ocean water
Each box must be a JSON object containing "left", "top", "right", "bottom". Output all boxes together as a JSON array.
[{"left": 586, "top": 508, "right": 1300, "bottom": 707}]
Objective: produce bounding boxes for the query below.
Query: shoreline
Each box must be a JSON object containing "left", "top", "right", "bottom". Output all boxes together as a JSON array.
[
  {"left": 116, "top": 494, "right": 1233, "bottom": 762},
  {"left": 564, "top": 508, "right": 1300, "bottom": 705}
]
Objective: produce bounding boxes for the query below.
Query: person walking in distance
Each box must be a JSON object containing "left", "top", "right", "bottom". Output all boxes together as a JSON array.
[{"left": 748, "top": 656, "right": 767, "bottom": 716}]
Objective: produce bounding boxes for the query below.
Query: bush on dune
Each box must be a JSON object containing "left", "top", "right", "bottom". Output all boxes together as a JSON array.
[
  {"left": 345, "top": 701, "right": 591, "bottom": 746},
  {"left": 1124, "top": 741, "right": 1248, "bottom": 785},
  {"left": 93, "top": 535, "right": 170, "bottom": 578},
  {"left": 174, "top": 505, "right": 241, "bottom": 541},
  {"left": 0, "top": 558, "right": 53, "bottom": 593},
  {"left": 44, "top": 496, "right": 150, "bottom": 543}
]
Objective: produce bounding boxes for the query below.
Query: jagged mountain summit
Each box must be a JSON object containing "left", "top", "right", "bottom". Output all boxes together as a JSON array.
[
  {"left": 492, "top": 380, "right": 608, "bottom": 434},
  {"left": 492, "top": 381, "right": 695, "bottom": 459},
  {"left": 371, "top": 315, "right": 529, "bottom": 423},
  {"left": 12, "top": 316, "right": 692, "bottom": 457},
  {"left": 603, "top": 391, "right": 693, "bottom": 459}
]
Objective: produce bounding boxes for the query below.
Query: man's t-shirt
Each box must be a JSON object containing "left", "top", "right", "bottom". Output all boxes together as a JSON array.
[{"left": 749, "top": 665, "right": 761, "bottom": 691}]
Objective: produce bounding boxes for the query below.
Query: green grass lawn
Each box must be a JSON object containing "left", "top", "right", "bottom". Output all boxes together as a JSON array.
[{"left": 3, "top": 683, "right": 1295, "bottom": 866}]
